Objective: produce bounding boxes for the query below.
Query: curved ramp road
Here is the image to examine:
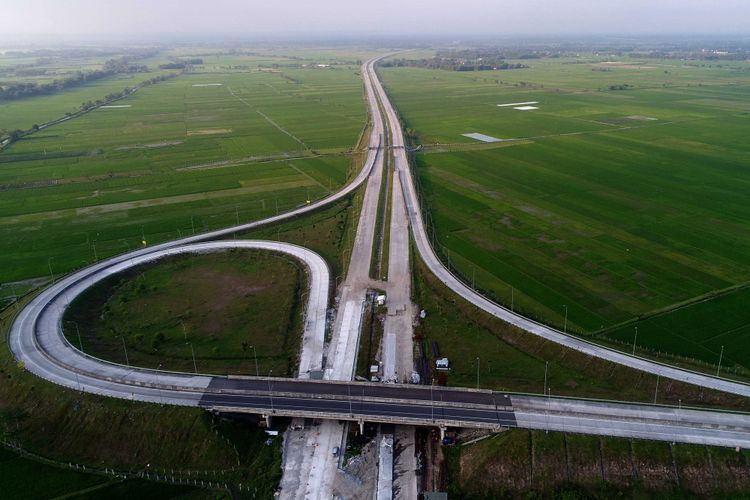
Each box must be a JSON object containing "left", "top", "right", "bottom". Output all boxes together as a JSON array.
[
  {"left": 6, "top": 56, "right": 750, "bottom": 454},
  {"left": 367, "top": 59, "right": 750, "bottom": 398},
  {"left": 9, "top": 56, "right": 385, "bottom": 406},
  {"left": 9, "top": 241, "right": 330, "bottom": 404}
]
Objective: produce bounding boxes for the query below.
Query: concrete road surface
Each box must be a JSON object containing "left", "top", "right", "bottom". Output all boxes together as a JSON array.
[{"left": 368, "top": 50, "right": 750, "bottom": 399}]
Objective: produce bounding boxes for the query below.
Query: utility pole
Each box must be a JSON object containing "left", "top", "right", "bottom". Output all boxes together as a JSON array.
[
  {"left": 191, "top": 216, "right": 195, "bottom": 235},
  {"left": 48, "top": 257, "right": 55, "bottom": 284},
  {"left": 716, "top": 345, "right": 724, "bottom": 376},
  {"left": 632, "top": 326, "right": 638, "bottom": 355},
  {"left": 544, "top": 361, "right": 548, "bottom": 396},
  {"left": 563, "top": 305, "right": 568, "bottom": 333},
  {"left": 653, "top": 374, "right": 660, "bottom": 404},
  {"left": 511, "top": 286, "right": 514, "bottom": 311},
  {"left": 471, "top": 265, "right": 475, "bottom": 289}
]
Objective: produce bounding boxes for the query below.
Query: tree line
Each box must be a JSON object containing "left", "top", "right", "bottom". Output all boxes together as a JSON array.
[
  {"left": 0, "top": 56, "right": 149, "bottom": 102},
  {"left": 379, "top": 49, "right": 529, "bottom": 72},
  {"left": 1, "top": 72, "right": 179, "bottom": 147},
  {"left": 159, "top": 58, "right": 204, "bottom": 70}
]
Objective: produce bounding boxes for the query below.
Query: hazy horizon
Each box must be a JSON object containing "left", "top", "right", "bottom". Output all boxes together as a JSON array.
[{"left": 2, "top": 0, "right": 749, "bottom": 40}]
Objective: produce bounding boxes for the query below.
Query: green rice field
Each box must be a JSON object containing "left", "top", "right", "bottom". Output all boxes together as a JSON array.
[
  {"left": 0, "top": 51, "right": 369, "bottom": 284},
  {"left": 379, "top": 56, "right": 750, "bottom": 366}
]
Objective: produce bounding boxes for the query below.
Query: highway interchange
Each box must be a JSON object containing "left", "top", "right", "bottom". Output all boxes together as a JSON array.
[{"left": 7, "top": 54, "right": 750, "bottom": 497}]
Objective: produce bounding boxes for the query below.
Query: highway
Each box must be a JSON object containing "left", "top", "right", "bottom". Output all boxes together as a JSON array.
[
  {"left": 197, "top": 377, "right": 750, "bottom": 448},
  {"left": 369, "top": 54, "right": 750, "bottom": 399},
  {"left": 9, "top": 240, "right": 330, "bottom": 404},
  {"left": 6, "top": 54, "right": 750, "bottom": 468}
]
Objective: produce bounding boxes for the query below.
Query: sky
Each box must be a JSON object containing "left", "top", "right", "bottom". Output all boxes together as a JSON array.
[{"left": 0, "top": 0, "right": 748, "bottom": 38}]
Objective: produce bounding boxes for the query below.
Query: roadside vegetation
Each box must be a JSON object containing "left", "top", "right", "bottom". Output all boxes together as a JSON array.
[
  {"left": 412, "top": 258, "right": 749, "bottom": 410},
  {"left": 0, "top": 296, "right": 283, "bottom": 492},
  {"left": 0, "top": 446, "right": 216, "bottom": 500},
  {"left": 379, "top": 54, "right": 750, "bottom": 369},
  {"left": 445, "top": 429, "right": 750, "bottom": 498}
]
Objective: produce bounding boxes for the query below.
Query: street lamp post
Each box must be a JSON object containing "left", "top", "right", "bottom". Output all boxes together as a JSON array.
[
  {"left": 48, "top": 257, "right": 55, "bottom": 284},
  {"left": 67, "top": 320, "right": 83, "bottom": 351},
  {"left": 348, "top": 383, "right": 353, "bottom": 417},
  {"left": 476, "top": 357, "right": 480, "bottom": 389},
  {"left": 190, "top": 343, "right": 198, "bottom": 374},
  {"left": 268, "top": 370, "right": 275, "bottom": 413},
  {"left": 430, "top": 378, "right": 435, "bottom": 422},
  {"left": 543, "top": 361, "right": 548, "bottom": 396},
  {"left": 716, "top": 345, "right": 724, "bottom": 376},
  {"left": 632, "top": 326, "right": 638, "bottom": 356},
  {"left": 157, "top": 364, "right": 164, "bottom": 405},
  {"left": 250, "top": 345, "right": 259, "bottom": 377},
  {"left": 121, "top": 335, "right": 129, "bottom": 366},
  {"left": 10, "top": 282, "right": 19, "bottom": 311},
  {"left": 562, "top": 305, "right": 568, "bottom": 333}
]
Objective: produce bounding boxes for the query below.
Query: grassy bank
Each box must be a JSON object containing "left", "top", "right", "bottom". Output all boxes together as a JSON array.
[
  {"left": 0, "top": 446, "right": 215, "bottom": 500},
  {"left": 445, "top": 429, "right": 750, "bottom": 498},
  {"left": 63, "top": 250, "right": 305, "bottom": 377},
  {"left": 412, "top": 257, "right": 749, "bottom": 410}
]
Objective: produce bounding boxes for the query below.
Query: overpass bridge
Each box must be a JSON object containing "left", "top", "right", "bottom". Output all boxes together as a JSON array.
[{"left": 197, "top": 377, "right": 750, "bottom": 448}]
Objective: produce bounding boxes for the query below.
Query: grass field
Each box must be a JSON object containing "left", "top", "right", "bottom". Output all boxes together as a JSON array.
[
  {"left": 446, "top": 429, "right": 750, "bottom": 498},
  {"left": 379, "top": 56, "right": 750, "bottom": 366},
  {"left": 0, "top": 52, "right": 368, "bottom": 286},
  {"left": 0, "top": 294, "right": 283, "bottom": 488},
  {"left": 64, "top": 251, "right": 305, "bottom": 376},
  {"left": 412, "top": 259, "right": 749, "bottom": 409},
  {"left": 0, "top": 447, "right": 213, "bottom": 500}
]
